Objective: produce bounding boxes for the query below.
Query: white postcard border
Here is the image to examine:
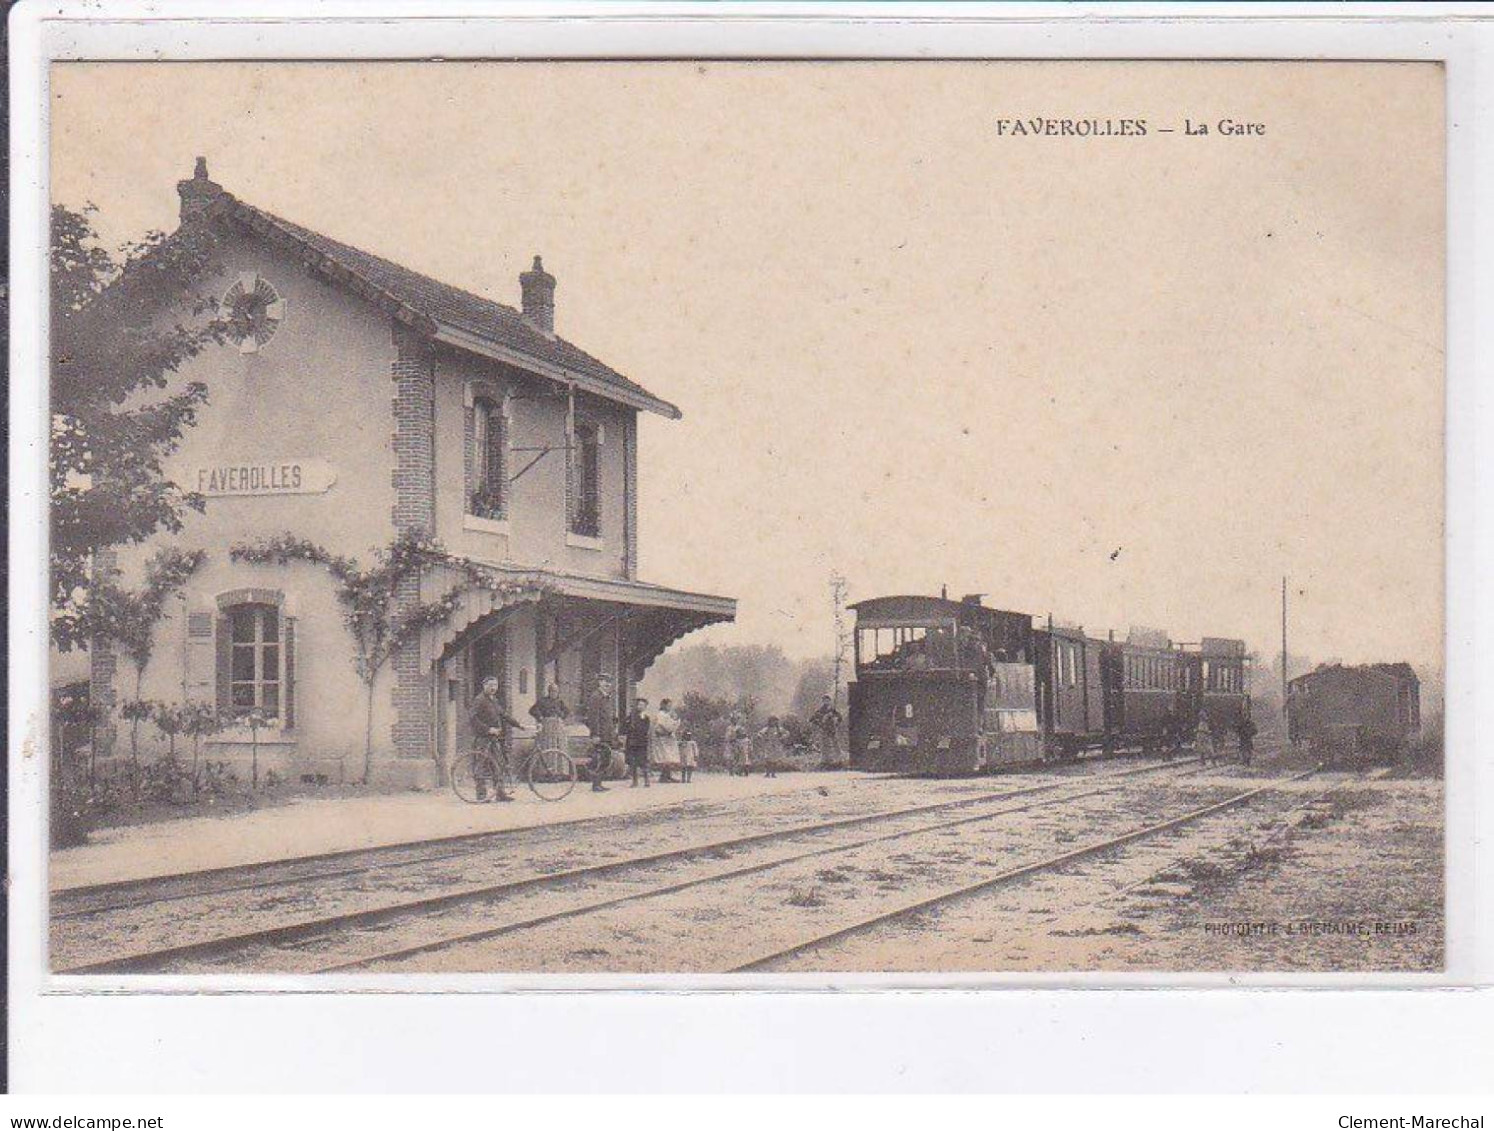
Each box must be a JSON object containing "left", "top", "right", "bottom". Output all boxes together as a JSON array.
[{"left": 8, "top": 1, "right": 1492, "bottom": 1093}]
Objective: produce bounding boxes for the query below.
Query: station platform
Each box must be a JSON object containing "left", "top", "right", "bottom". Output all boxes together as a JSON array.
[{"left": 49, "top": 770, "right": 877, "bottom": 893}]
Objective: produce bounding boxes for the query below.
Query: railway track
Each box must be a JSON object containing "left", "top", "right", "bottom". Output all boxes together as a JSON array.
[
  {"left": 52, "top": 754, "right": 1172, "bottom": 922},
  {"left": 988, "top": 767, "right": 1363, "bottom": 948},
  {"left": 730, "top": 765, "right": 1325, "bottom": 971},
  {"left": 324, "top": 763, "right": 1323, "bottom": 975},
  {"left": 323, "top": 765, "right": 1324, "bottom": 975},
  {"left": 56, "top": 757, "right": 1202, "bottom": 974}
]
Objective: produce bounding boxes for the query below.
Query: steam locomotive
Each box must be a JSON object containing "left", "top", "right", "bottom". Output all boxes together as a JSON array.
[{"left": 848, "top": 593, "right": 1251, "bottom": 774}]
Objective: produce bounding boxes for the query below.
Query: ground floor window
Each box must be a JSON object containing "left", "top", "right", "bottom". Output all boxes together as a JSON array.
[{"left": 227, "top": 603, "right": 281, "bottom": 720}]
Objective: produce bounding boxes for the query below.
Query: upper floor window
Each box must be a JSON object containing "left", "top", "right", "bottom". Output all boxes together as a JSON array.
[
  {"left": 570, "top": 421, "right": 601, "bottom": 537},
  {"left": 228, "top": 603, "right": 281, "bottom": 720},
  {"left": 470, "top": 397, "right": 507, "bottom": 521}
]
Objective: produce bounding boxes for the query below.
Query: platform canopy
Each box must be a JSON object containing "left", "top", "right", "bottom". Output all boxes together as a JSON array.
[{"left": 427, "top": 557, "right": 736, "bottom": 679}]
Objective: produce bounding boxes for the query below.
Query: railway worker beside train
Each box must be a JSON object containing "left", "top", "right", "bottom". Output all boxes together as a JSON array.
[
  {"left": 469, "top": 676, "right": 522, "bottom": 803},
  {"left": 1193, "top": 717, "right": 1218, "bottom": 767},
  {"left": 1236, "top": 714, "right": 1257, "bottom": 765},
  {"left": 624, "top": 697, "right": 654, "bottom": 788},
  {"left": 809, "top": 695, "right": 843, "bottom": 763},
  {"left": 924, "top": 625, "right": 958, "bottom": 669},
  {"left": 1160, "top": 710, "right": 1184, "bottom": 761},
  {"left": 956, "top": 625, "right": 995, "bottom": 682},
  {"left": 581, "top": 674, "right": 617, "bottom": 794}
]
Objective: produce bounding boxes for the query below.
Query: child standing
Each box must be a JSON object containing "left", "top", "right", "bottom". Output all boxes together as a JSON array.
[{"left": 727, "top": 714, "right": 753, "bottom": 777}]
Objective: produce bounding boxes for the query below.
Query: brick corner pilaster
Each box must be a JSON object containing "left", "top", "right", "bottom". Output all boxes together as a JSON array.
[{"left": 389, "top": 323, "right": 438, "bottom": 763}]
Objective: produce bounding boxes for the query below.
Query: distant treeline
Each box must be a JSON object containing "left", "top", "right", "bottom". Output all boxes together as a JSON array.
[{"left": 640, "top": 642, "right": 838, "bottom": 724}]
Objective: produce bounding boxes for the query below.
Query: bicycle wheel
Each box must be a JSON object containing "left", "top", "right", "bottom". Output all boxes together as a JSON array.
[
  {"left": 451, "top": 749, "right": 499, "bottom": 804},
  {"left": 527, "top": 745, "right": 577, "bottom": 801}
]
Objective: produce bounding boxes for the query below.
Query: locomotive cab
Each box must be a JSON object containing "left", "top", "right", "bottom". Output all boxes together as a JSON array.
[
  {"left": 848, "top": 595, "right": 1040, "bottom": 774},
  {"left": 850, "top": 607, "right": 980, "bottom": 773}
]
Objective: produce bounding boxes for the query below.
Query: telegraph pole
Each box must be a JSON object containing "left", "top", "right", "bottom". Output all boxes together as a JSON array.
[
  {"left": 1281, "top": 576, "right": 1289, "bottom": 734},
  {"left": 830, "top": 571, "right": 849, "bottom": 709}
]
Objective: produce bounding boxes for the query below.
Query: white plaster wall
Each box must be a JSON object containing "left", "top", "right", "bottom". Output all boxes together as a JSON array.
[
  {"left": 432, "top": 347, "right": 634, "bottom": 578},
  {"left": 102, "top": 230, "right": 400, "bottom": 776}
]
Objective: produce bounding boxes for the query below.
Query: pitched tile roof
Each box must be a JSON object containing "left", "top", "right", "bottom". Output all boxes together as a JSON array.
[{"left": 219, "top": 196, "right": 680, "bottom": 418}]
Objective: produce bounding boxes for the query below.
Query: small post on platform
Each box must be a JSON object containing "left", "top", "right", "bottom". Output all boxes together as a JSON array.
[{"left": 830, "top": 571, "right": 849, "bottom": 710}]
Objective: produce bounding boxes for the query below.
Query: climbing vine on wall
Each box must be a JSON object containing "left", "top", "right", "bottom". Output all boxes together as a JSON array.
[{"left": 230, "top": 529, "right": 548, "bottom": 782}]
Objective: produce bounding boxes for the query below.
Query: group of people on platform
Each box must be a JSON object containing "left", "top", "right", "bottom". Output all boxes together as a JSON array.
[
  {"left": 467, "top": 678, "right": 846, "bottom": 802},
  {"left": 467, "top": 674, "right": 701, "bottom": 801},
  {"left": 721, "top": 695, "right": 844, "bottom": 778}
]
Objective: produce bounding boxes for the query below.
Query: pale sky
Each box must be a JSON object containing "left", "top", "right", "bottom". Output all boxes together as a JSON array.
[{"left": 50, "top": 61, "right": 1445, "bottom": 669}]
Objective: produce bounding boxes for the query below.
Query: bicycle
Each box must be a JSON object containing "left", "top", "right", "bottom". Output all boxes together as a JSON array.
[{"left": 451, "top": 736, "right": 577, "bottom": 803}]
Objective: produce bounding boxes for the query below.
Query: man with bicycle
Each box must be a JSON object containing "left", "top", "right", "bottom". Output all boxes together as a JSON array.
[{"left": 469, "top": 676, "right": 523, "bottom": 802}]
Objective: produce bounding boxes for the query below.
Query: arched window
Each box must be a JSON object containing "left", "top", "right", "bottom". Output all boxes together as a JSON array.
[
  {"left": 470, "top": 396, "right": 507, "bottom": 520},
  {"left": 227, "top": 602, "right": 282, "bottom": 720}
]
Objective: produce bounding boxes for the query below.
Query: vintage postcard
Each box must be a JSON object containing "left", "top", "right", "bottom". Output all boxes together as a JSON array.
[{"left": 40, "top": 57, "right": 1446, "bottom": 981}]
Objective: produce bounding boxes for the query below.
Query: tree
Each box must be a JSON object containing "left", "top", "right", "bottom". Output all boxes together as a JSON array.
[
  {"left": 178, "top": 702, "right": 221, "bottom": 798},
  {"left": 677, "top": 692, "right": 734, "bottom": 768},
  {"left": 790, "top": 659, "right": 836, "bottom": 721},
  {"left": 230, "top": 530, "right": 544, "bottom": 783},
  {"left": 85, "top": 547, "right": 206, "bottom": 794},
  {"left": 51, "top": 203, "right": 229, "bottom": 650}
]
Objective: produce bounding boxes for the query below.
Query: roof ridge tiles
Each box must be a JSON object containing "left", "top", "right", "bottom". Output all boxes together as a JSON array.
[{"left": 214, "top": 196, "right": 678, "bottom": 418}]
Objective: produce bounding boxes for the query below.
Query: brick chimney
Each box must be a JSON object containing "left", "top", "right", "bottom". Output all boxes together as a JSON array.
[
  {"left": 177, "top": 157, "right": 223, "bottom": 223},
  {"left": 519, "top": 255, "right": 556, "bottom": 335}
]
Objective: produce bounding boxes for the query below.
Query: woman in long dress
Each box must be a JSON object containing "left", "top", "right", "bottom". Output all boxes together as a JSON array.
[
  {"left": 529, "top": 683, "right": 571, "bottom": 773},
  {"left": 652, "top": 698, "right": 682, "bottom": 782},
  {"left": 756, "top": 717, "right": 789, "bottom": 778}
]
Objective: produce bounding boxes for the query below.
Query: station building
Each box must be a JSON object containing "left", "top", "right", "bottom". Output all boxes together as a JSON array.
[{"left": 89, "top": 159, "right": 735, "bottom": 785}]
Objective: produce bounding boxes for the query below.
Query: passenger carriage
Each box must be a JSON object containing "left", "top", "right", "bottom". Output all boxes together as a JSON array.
[
  {"left": 1286, "top": 662, "right": 1419, "bottom": 765},
  {"left": 847, "top": 593, "right": 1251, "bottom": 775}
]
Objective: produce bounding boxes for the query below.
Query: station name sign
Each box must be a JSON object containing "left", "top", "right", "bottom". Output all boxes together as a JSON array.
[{"left": 192, "top": 459, "right": 337, "bottom": 498}]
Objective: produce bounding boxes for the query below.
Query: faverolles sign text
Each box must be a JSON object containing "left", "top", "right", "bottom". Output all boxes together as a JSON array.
[{"left": 188, "top": 458, "right": 337, "bottom": 497}]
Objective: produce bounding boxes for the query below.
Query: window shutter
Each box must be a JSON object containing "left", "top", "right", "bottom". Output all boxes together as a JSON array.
[
  {"left": 216, "top": 615, "right": 233, "bottom": 720},
  {"left": 472, "top": 402, "right": 488, "bottom": 496},
  {"left": 483, "top": 407, "right": 500, "bottom": 506},
  {"left": 463, "top": 401, "right": 476, "bottom": 513},
  {"left": 185, "top": 611, "right": 215, "bottom": 703},
  {"left": 283, "top": 616, "right": 297, "bottom": 730},
  {"left": 565, "top": 425, "right": 577, "bottom": 529}
]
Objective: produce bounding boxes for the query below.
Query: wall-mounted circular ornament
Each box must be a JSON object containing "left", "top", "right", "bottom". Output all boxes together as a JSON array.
[{"left": 223, "top": 272, "right": 286, "bottom": 354}]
